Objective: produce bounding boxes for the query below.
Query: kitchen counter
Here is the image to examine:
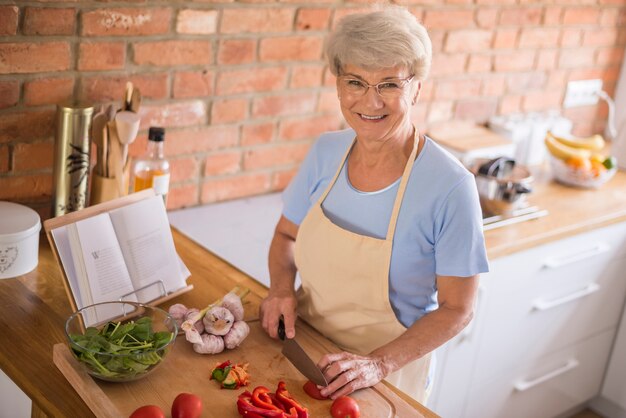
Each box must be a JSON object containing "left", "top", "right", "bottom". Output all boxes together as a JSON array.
[{"left": 0, "top": 228, "right": 437, "bottom": 417}]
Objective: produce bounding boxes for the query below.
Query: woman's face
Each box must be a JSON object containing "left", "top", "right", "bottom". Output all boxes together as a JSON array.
[{"left": 337, "top": 64, "right": 419, "bottom": 145}]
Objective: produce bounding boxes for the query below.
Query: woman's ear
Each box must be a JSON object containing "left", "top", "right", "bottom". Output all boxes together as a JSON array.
[{"left": 412, "top": 81, "right": 422, "bottom": 105}]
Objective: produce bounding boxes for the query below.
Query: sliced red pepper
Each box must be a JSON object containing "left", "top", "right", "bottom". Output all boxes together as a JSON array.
[
  {"left": 251, "top": 386, "right": 282, "bottom": 411},
  {"left": 237, "top": 392, "right": 286, "bottom": 418},
  {"left": 275, "top": 381, "right": 308, "bottom": 418}
]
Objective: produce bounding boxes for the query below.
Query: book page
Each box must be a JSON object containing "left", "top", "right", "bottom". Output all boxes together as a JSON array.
[
  {"left": 51, "top": 226, "right": 83, "bottom": 308},
  {"left": 109, "top": 195, "right": 188, "bottom": 303}
]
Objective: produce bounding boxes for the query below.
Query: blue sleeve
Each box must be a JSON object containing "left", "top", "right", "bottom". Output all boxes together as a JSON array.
[
  {"left": 433, "top": 174, "right": 489, "bottom": 277},
  {"left": 281, "top": 142, "right": 319, "bottom": 226}
]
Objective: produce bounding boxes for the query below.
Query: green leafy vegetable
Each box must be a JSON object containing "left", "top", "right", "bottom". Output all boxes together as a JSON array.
[{"left": 70, "top": 316, "right": 174, "bottom": 380}]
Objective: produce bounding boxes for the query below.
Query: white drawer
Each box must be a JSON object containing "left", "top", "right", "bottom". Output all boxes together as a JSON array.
[
  {"left": 464, "top": 330, "right": 615, "bottom": 418},
  {"left": 473, "top": 253, "right": 626, "bottom": 383}
]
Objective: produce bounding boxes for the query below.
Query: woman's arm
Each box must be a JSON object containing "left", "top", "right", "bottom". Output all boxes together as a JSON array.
[
  {"left": 319, "top": 274, "right": 479, "bottom": 399},
  {"left": 259, "top": 215, "right": 300, "bottom": 339}
]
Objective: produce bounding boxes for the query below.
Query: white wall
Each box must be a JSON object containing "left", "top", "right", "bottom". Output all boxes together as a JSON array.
[{"left": 0, "top": 369, "right": 31, "bottom": 418}]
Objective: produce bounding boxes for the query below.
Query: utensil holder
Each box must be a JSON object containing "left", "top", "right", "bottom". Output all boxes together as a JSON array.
[{"left": 90, "top": 163, "right": 130, "bottom": 205}]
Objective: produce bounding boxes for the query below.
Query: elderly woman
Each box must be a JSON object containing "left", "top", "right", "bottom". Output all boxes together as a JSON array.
[{"left": 259, "top": 6, "right": 489, "bottom": 404}]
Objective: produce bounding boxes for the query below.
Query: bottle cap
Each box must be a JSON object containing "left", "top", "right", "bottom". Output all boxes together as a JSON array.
[{"left": 148, "top": 127, "right": 165, "bottom": 142}]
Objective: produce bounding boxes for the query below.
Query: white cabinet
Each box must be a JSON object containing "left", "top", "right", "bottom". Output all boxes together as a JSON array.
[{"left": 429, "top": 221, "right": 626, "bottom": 418}]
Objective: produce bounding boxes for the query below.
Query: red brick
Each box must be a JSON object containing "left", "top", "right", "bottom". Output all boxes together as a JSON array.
[
  {"left": 582, "top": 28, "right": 619, "bottom": 47},
  {"left": 134, "top": 40, "right": 212, "bottom": 67},
  {"left": 24, "top": 77, "right": 75, "bottom": 107},
  {"left": 476, "top": 8, "right": 498, "bottom": 28},
  {"left": 596, "top": 46, "right": 624, "bottom": 66},
  {"left": 0, "top": 6, "right": 18, "bottom": 35},
  {"left": 201, "top": 173, "right": 272, "bottom": 203},
  {"left": 467, "top": 55, "right": 492, "bottom": 73},
  {"left": 176, "top": 9, "right": 218, "bottom": 34},
  {"left": 562, "top": 7, "right": 601, "bottom": 25},
  {"left": 323, "top": 68, "right": 336, "bottom": 87},
  {"left": 170, "top": 157, "right": 199, "bottom": 182},
  {"left": 139, "top": 101, "right": 206, "bottom": 130},
  {"left": 0, "top": 81, "right": 19, "bottom": 109},
  {"left": 0, "top": 42, "right": 70, "bottom": 74},
  {"left": 482, "top": 77, "right": 506, "bottom": 96},
  {"left": 173, "top": 71, "right": 214, "bottom": 99},
  {"left": 204, "top": 151, "right": 242, "bottom": 176},
  {"left": 211, "top": 98, "right": 248, "bottom": 124},
  {"left": 536, "top": 50, "right": 558, "bottom": 70},
  {"left": 0, "top": 110, "right": 55, "bottom": 143},
  {"left": 243, "top": 143, "right": 310, "bottom": 170},
  {"left": 519, "top": 28, "right": 560, "bottom": 48},
  {"left": 600, "top": 8, "right": 621, "bottom": 26},
  {"left": 493, "top": 29, "right": 519, "bottom": 49},
  {"left": 166, "top": 184, "right": 198, "bottom": 210},
  {"left": 317, "top": 91, "right": 342, "bottom": 114},
  {"left": 0, "top": 145, "right": 8, "bottom": 173},
  {"left": 216, "top": 67, "right": 288, "bottom": 95},
  {"left": 242, "top": 122, "right": 275, "bottom": 146},
  {"left": 499, "top": 95, "right": 522, "bottom": 115},
  {"left": 252, "top": 92, "right": 317, "bottom": 118},
  {"left": 560, "top": 28, "right": 582, "bottom": 47},
  {"left": 0, "top": 174, "right": 52, "bottom": 201},
  {"left": 81, "top": 8, "right": 171, "bottom": 36},
  {"left": 544, "top": 7, "right": 562, "bottom": 25},
  {"left": 78, "top": 42, "right": 126, "bottom": 71},
  {"left": 506, "top": 72, "right": 547, "bottom": 94},
  {"left": 430, "top": 54, "right": 467, "bottom": 77},
  {"left": 558, "top": 48, "right": 596, "bottom": 69},
  {"left": 217, "top": 39, "right": 256, "bottom": 65},
  {"left": 494, "top": 51, "right": 535, "bottom": 72},
  {"left": 424, "top": 9, "right": 474, "bottom": 29},
  {"left": 296, "top": 8, "right": 331, "bottom": 31},
  {"left": 426, "top": 101, "right": 454, "bottom": 124},
  {"left": 454, "top": 98, "right": 497, "bottom": 123},
  {"left": 80, "top": 73, "right": 168, "bottom": 103},
  {"left": 290, "top": 65, "right": 325, "bottom": 88},
  {"left": 434, "top": 79, "right": 482, "bottom": 100},
  {"left": 259, "top": 36, "right": 324, "bottom": 62},
  {"left": 445, "top": 30, "right": 493, "bottom": 53},
  {"left": 500, "top": 8, "right": 542, "bottom": 26},
  {"left": 23, "top": 7, "right": 75, "bottom": 35},
  {"left": 221, "top": 8, "right": 294, "bottom": 34},
  {"left": 163, "top": 126, "right": 240, "bottom": 156},
  {"left": 278, "top": 114, "right": 343, "bottom": 141},
  {"left": 429, "top": 30, "right": 446, "bottom": 54},
  {"left": 12, "top": 142, "right": 53, "bottom": 171},
  {"left": 420, "top": 83, "right": 434, "bottom": 101},
  {"left": 272, "top": 168, "right": 298, "bottom": 190},
  {"left": 522, "top": 90, "right": 562, "bottom": 112}
]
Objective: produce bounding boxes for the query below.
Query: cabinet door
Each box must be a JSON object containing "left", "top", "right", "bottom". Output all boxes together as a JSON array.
[{"left": 601, "top": 303, "right": 626, "bottom": 410}]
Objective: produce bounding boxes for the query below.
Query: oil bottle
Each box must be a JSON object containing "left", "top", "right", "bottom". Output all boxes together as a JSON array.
[{"left": 131, "top": 126, "right": 170, "bottom": 204}]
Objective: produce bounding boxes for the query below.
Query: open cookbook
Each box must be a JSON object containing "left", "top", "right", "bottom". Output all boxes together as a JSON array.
[{"left": 44, "top": 189, "right": 193, "bottom": 324}]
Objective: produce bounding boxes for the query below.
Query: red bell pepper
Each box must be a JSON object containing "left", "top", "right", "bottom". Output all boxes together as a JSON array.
[
  {"left": 275, "top": 381, "right": 309, "bottom": 418},
  {"left": 237, "top": 392, "right": 286, "bottom": 418}
]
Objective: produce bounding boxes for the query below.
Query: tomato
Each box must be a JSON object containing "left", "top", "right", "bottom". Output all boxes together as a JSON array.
[
  {"left": 330, "top": 396, "right": 360, "bottom": 418},
  {"left": 129, "top": 405, "right": 165, "bottom": 418},
  {"left": 171, "top": 393, "right": 203, "bottom": 418},
  {"left": 303, "top": 380, "right": 328, "bottom": 400}
]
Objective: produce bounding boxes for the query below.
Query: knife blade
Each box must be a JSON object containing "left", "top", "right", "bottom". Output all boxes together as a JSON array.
[{"left": 278, "top": 318, "right": 328, "bottom": 387}]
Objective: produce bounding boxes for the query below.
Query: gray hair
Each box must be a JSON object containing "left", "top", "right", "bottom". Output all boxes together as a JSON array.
[{"left": 325, "top": 7, "right": 432, "bottom": 80}]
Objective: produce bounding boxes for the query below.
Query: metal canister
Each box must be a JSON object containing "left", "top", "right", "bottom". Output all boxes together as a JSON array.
[{"left": 52, "top": 101, "right": 94, "bottom": 217}]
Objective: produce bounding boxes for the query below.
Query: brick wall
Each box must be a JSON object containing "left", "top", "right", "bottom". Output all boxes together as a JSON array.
[{"left": 0, "top": 1, "right": 624, "bottom": 217}]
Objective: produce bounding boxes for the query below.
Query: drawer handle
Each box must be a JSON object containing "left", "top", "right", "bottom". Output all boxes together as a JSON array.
[
  {"left": 532, "top": 282, "right": 600, "bottom": 311},
  {"left": 514, "top": 359, "right": 579, "bottom": 392},
  {"left": 542, "top": 242, "right": 611, "bottom": 269}
]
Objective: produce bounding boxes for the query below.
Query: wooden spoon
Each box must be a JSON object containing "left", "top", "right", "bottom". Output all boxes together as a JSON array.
[
  {"left": 91, "top": 111, "right": 108, "bottom": 177},
  {"left": 115, "top": 111, "right": 140, "bottom": 167}
]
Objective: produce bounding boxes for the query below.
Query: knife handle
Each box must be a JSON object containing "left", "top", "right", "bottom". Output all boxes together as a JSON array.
[{"left": 278, "top": 317, "right": 286, "bottom": 341}]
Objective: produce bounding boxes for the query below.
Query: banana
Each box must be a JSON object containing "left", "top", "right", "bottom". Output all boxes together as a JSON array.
[
  {"left": 545, "top": 134, "right": 592, "bottom": 161},
  {"left": 547, "top": 131, "right": 605, "bottom": 151}
]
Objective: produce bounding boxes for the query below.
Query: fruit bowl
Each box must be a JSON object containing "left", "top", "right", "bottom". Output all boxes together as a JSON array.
[
  {"left": 65, "top": 301, "right": 177, "bottom": 382},
  {"left": 549, "top": 155, "right": 617, "bottom": 189}
]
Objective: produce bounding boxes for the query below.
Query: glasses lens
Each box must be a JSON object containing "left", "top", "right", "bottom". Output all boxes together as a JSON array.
[
  {"left": 342, "top": 78, "right": 367, "bottom": 95},
  {"left": 377, "top": 81, "right": 404, "bottom": 98}
]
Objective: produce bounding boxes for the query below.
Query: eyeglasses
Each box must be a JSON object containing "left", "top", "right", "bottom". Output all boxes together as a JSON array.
[{"left": 338, "top": 75, "right": 415, "bottom": 99}]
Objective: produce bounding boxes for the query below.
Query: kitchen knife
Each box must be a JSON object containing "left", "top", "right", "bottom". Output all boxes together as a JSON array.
[{"left": 278, "top": 318, "right": 328, "bottom": 387}]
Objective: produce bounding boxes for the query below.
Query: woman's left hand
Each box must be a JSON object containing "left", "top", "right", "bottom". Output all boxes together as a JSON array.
[{"left": 318, "top": 351, "right": 387, "bottom": 399}]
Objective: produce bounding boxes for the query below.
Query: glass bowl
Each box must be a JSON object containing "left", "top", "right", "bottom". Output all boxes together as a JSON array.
[
  {"left": 65, "top": 301, "right": 177, "bottom": 382},
  {"left": 549, "top": 155, "right": 617, "bottom": 189}
]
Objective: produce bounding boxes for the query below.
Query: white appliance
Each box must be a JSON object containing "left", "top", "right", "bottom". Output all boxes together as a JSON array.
[{"left": 610, "top": 54, "right": 626, "bottom": 170}]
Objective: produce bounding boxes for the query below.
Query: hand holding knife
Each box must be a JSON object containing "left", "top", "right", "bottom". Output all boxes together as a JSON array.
[{"left": 278, "top": 317, "right": 328, "bottom": 387}]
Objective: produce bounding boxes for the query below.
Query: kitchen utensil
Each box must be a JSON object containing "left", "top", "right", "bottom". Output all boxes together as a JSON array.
[
  {"left": 91, "top": 111, "right": 108, "bottom": 177},
  {"left": 0, "top": 201, "right": 41, "bottom": 279},
  {"left": 106, "top": 121, "right": 126, "bottom": 196},
  {"left": 102, "top": 122, "right": 109, "bottom": 178},
  {"left": 130, "top": 89, "right": 142, "bottom": 113},
  {"left": 114, "top": 111, "right": 140, "bottom": 166},
  {"left": 471, "top": 157, "right": 533, "bottom": 216},
  {"left": 123, "top": 82, "right": 133, "bottom": 111},
  {"left": 278, "top": 318, "right": 328, "bottom": 386}
]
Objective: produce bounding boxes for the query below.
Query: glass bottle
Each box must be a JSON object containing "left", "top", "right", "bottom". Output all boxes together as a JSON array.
[{"left": 131, "top": 126, "right": 170, "bottom": 204}]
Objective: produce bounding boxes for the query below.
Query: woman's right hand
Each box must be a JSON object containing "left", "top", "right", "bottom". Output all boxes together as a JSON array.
[{"left": 259, "top": 289, "right": 298, "bottom": 339}]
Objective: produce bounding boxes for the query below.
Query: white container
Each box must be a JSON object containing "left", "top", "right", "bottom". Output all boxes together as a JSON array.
[{"left": 0, "top": 202, "right": 41, "bottom": 279}]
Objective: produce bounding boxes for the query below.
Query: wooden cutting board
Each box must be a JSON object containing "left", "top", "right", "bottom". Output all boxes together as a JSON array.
[{"left": 54, "top": 319, "right": 426, "bottom": 417}]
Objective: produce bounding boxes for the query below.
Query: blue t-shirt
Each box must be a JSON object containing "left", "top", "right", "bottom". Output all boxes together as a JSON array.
[{"left": 283, "top": 128, "right": 489, "bottom": 328}]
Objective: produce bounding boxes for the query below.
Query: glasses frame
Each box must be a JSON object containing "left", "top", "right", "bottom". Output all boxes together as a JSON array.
[{"left": 337, "top": 74, "right": 415, "bottom": 99}]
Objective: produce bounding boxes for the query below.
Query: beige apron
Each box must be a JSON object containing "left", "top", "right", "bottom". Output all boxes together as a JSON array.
[{"left": 294, "top": 133, "right": 432, "bottom": 404}]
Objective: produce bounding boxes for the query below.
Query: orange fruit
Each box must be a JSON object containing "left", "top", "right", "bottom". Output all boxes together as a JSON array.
[
  {"left": 590, "top": 159, "right": 607, "bottom": 177},
  {"left": 565, "top": 156, "right": 592, "bottom": 171}
]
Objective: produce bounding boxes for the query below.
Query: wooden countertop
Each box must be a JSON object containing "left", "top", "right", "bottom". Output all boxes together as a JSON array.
[
  {"left": 485, "top": 168, "right": 626, "bottom": 259},
  {"left": 0, "top": 229, "right": 437, "bottom": 418}
]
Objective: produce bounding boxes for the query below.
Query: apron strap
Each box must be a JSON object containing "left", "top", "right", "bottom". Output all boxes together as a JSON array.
[
  {"left": 316, "top": 138, "right": 355, "bottom": 205},
  {"left": 385, "top": 130, "right": 419, "bottom": 240}
]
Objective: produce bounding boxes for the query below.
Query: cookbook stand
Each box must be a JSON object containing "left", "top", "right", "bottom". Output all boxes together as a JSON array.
[{"left": 43, "top": 188, "right": 194, "bottom": 315}]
